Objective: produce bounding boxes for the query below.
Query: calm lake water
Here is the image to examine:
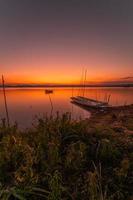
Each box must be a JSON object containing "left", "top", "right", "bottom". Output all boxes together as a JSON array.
[{"left": 0, "top": 87, "right": 133, "bottom": 127}]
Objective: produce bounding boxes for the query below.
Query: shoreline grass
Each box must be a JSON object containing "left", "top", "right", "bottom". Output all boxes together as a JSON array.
[{"left": 0, "top": 112, "right": 133, "bottom": 200}]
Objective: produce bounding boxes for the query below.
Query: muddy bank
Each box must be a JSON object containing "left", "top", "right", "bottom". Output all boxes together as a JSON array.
[{"left": 89, "top": 104, "right": 133, "bottom": 135}]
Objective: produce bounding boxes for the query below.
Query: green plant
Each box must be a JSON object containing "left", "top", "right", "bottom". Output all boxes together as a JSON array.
[{"left": 48, "top": 170, "right": 62, "bottom": 200}]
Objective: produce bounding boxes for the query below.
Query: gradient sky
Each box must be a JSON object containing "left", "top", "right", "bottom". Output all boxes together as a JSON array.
[{"left": 0, "top": 0, "right": 133, "bottom": 84}]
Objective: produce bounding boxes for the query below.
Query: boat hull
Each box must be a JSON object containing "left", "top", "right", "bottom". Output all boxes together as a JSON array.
[
  {"left": 45, "top": 90, "right": 53, "bottom": 94},
  {"left": 71, "top": 96, "right": 108, "bottom": 108}
]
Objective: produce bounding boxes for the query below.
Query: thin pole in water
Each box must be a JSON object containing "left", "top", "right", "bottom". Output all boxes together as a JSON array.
[
  {"left": 72, "top": 85, "right": 74, "bottom": 97},
  {"left": 2, "top": 75, "right": 10, "bottom": 127},
  {"left": 48, "top": 94, "right": 53, "bottom": 111},
  {"left": 107, "top": 94, "right": 111, "bottom": 104},
  {"left": 71, "top": 84, "right": 74, "bottom": 116}
]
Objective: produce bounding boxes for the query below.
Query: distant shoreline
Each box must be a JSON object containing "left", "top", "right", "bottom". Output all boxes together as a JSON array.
[{"left": 0, "top": 84, "right": 133, "bottom": 88}]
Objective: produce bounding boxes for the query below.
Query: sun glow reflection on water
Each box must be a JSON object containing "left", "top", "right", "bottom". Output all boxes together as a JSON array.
[{"left": 0, "top": 87, "right": 133, "bottom": 127}]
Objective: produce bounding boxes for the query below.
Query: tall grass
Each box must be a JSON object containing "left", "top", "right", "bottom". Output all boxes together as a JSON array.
[{"left": 0, "top": 113, "right": 132, "bottom": 199}]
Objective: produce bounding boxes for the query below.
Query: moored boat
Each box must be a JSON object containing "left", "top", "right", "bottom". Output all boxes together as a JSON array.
[
  {"left": 71, "top": 96, "right": 109, "bottom": 108},
  {"left": 45, "top": 89, "right": 53, "bottom": 94}
]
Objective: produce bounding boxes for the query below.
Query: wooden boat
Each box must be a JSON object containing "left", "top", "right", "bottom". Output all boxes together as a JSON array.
[
  {"left": 45, "top": 89, "right": 53, "bottom": 94},
  {"left": 71, "top": 96, "right": 109, "bottom": 108},
  {"left": 71, "top": 68, "right": 110, "bottom": 109}
]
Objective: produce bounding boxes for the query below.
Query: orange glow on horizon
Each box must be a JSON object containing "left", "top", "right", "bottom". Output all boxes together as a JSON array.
[
  {"left": 3, "top": 73, "right": 117, "bottom": 85},
  {"left": 3, "top": 75, "right": 125, "bottom": 85},
  {"left": 2, "top": 59, "right": 132, "bottom": 85},
  {"left": 2, "top": 71, "right": 131, "bottom": 85}
]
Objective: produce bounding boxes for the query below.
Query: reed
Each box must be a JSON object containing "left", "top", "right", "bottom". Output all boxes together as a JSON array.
[
  {"left": 0, "top": 113, "right": 132, "bottom": 199},
  {"left": 48, "top": 94, "right": 53, "bottom": 110},
  {"left": 1, "top": 75, "right": 10, "bottom": 127}
]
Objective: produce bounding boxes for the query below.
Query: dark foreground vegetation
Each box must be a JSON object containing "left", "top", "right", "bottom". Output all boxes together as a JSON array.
[{"left": 0, "top": 112, "right": 133, "bottom": 200}]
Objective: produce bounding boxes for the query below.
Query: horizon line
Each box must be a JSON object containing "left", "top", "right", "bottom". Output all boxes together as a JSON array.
[{"left": 0, "top": 83, "right": 133, "bottom": 88}]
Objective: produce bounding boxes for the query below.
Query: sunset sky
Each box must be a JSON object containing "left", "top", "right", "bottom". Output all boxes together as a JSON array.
[{"left": 0, "top": 0, "right": 133, "bottom": 84}]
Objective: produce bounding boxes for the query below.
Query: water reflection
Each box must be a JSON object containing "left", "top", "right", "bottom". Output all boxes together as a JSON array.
[{"left": 0, "top": 87, "right": 133, "bottom": 127}]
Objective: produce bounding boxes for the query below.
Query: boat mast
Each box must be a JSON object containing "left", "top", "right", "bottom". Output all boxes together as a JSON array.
[
  {"left": 78, "top": 67, "right": 84, "bottom": 96},
  {"left": 82, "top": 69, "right": 87, "bottom": 97}
]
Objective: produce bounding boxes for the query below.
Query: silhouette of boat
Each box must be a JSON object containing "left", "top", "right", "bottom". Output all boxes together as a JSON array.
[
  {"left": 71, "top": 96, "right": 109, "bottom": 108},
  {"left": 45, "top": 89, "right": 53, "bottom": 94},
  {"left": 70, "top": 68, "right": 110, "bottom": 109}
]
